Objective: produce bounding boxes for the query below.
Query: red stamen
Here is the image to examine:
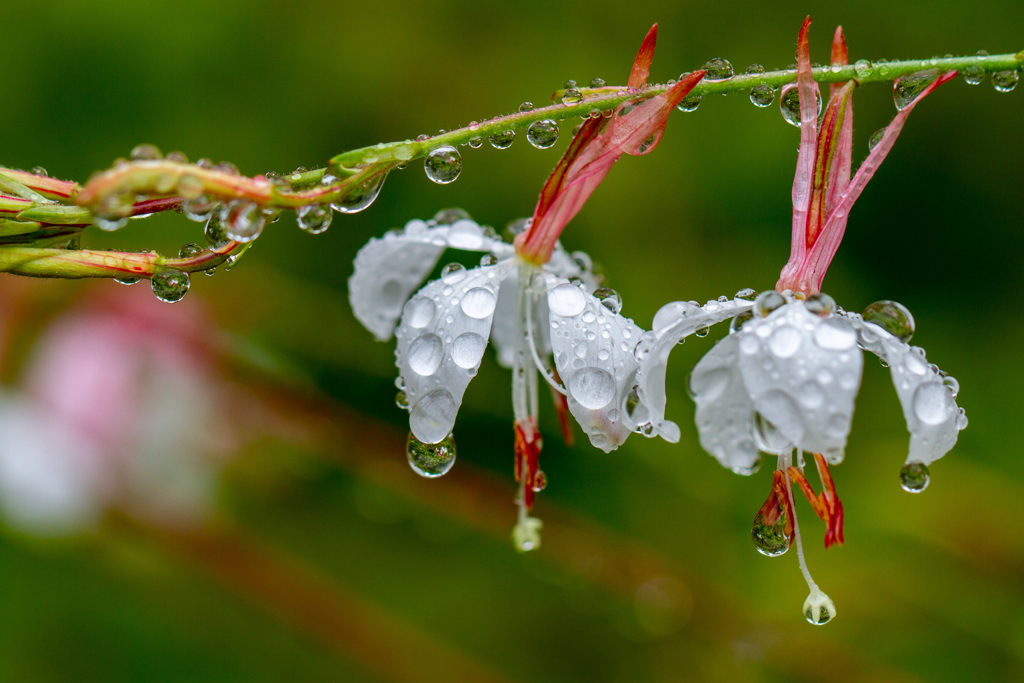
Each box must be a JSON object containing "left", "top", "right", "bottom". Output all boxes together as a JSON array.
[
  {"left": 514, "top": 419, "right": 543, "bottom": 510},
  {"left": 786, "top": 453, "right": 845, "bottom": 548}
]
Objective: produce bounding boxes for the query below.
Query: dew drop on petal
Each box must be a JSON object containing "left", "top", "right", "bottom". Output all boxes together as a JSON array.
[
  {"left": 407, "top": 432, "right": 456, "bottom": 478},
  {"left": 899, "top": 461, "right": 930, "bottom": 493},
  {"left": 912, "top": 382, "right": 953, "bottom": 425},
  {"left": 568, "top": 367, "right": 616, "bottom": 409},
  {"left": 409, "top": 390, "right": 458, "bottom": 444},
  {"left": 804, "top": 293, "right": 835, "bottom": 317},
  {"left": 754, "top": 290, "right": 786, "bottom": 317},
  {"left": 549, "top": 283, "right": 587, "bottom": 317},
  {"left": 779, "top": 84, "right": 822, "bottom": 127},
  {"left": 862, "top": 300, "right": 915, "bottom": 342},
  {"left": 730, "top": 310, "right": 754, "bottom": 334},
  {"left": 769, "top": 326, "right": 802, "bottom": 358},
  {"left": 460, "top": 287, "right": 497, "bottom": 319},
  {"left": 151, "top": 270, "right": 190, "bottom": 303},
  {"left": 593, "top": 287, "right": 622, "bottom": 314},
  {"left": 812, "top": 318, "right": 857, "bottom": 351},
  {"left": 440, "top": 263, "right": 466, "bottom": 283},
  {"left": 451, "top": 332, "right": 486, "bottom": 369},
  {"left": 408, "top": 334, "right": 444, "bottom": 376},
  {"left": 894, "top": 71, "right": 938, "bottom": 111},
  {"left": 868, "top": 128, "right": 886, "bottom": 151},
  {"left": 526, "top": 120, "right": 559, "bottom": 149},
  {"left": 424, "top": 146, "right": 462, "bottom": 184},
  {"left": 735, "top": 287, "right": 757, "bottom": 301}
]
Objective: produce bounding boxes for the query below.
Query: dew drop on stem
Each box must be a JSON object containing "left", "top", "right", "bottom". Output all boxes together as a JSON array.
[
  {"left": 424, "top": 146, "right": 462, "bottom": 184},
  {"left": 526, "top": 120, "right": 559, "bottom": 149},
  {"left": 151, "top": 270, "right": 190, "bottom": 303}
]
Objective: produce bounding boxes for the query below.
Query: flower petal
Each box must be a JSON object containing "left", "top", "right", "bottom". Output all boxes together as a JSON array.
[
  {"left": 690, "top": 334, "right": 760, "bottom": 474},
  {"left": 738, "top": 303, "right": 862, "bottom": 460},
  {"left": 851, "top": 317, "right": 965, "bottom": 465},
  {"left": 547, "top": 276, "right": 642, "bottom": 452},
  {"left": 349, "top": 219, "right": 512, "bottom": 340},
  {"left": 396, "top": 262, "right": 508, "bottom": 443},
  {"left": 635, "top": 297, "right": 754, "bottom": 442}
]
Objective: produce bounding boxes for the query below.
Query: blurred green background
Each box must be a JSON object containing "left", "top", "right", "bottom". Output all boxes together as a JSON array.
[{"left": 1, "top": 0, "right": 1022, "bottom": 681}]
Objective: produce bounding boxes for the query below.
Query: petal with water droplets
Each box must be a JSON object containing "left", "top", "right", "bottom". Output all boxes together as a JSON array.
[{"left": 690, "top": 334, "right": 760, "bottom": 472}]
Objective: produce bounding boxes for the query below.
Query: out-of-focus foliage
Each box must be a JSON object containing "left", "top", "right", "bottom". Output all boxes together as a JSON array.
[{"left": 0, "top": 1, "right": 1022, "bottom": 681}]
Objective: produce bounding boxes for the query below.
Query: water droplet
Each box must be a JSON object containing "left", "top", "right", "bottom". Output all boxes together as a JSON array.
[
  {"left": 854, "top": 59, "right": 872, "bottom": 78},
  {"left": 751, "top": 509, "right": 791, "bottom": 557},
  {"left": 183, "top": 193, "right": 217, "bottom": 223},
  {"left": 562, "top": 88, "right": 583, "bottom": 105},
  {"left": 992, "top": 69, "right": 1020, "bottom": 92},
  {"left": 114, "top": 273, "right": 141, "bottom": 285},
  {"left": 589, "top": 77, "right": 606, "bottom": 88},
  {"left": 593, "top": 287, "right": 622, "bottom": 314},
  {"left": 94, "top": 215, "right": 129, "bottom": 232},
  {"left": 30, "top": 166, "right": 48, "bottom": 177},
  {"left": 962, "top": 63, "right": 985, "bottom": 85},
  {"left": 526, "top": 120, "right": 559, "bottom": 149},
  {"left": 779, "top": 84, "right": 822, "bottom": 126},
  {"left": 804, "top": 293, "right": 835, "bottom": 316},
  {"left": 943, "top": 375, "right": 960, "bottom": 398},
  {"left": 518, "top": 102, "right": 535, "bottom": 113},
  {"left": 431, "top": 207, "right": 470, "bottom": 225},
  {"left": 745, "top": 63, "right": 766, "bottom": 75},
  {"left": 296, "top": 204, "right": 333, "bottom": 234},
  {"left": 178, "top": 242, "right": 203, "bottom": 258},
  {"left": 204, "top": 214, "right": 230, "bottom": 248},
  {"left": 804, "top": 596, "right": 835, "bottom": 625},
  {"left": 151, "top": 270, "right": 190, "bottom": 303},
  {"left": 568, "top": 367, "right": 616, "bottom": 409},
  {"left": 532, "top": 470, "right": 548, "bottom": 492},
  {"left": 813, "top": 318, "right": 857, "bottom": 351},
  {"left": 441, "top": 262, "right": 466, "bottom": 282},
  {"left": 894, "top": 70, "right": 938, "bottom": 111},
  {"left": 451, "top": 332, "right": 486, "bottom": 370},
  {"left": 702, "top": 57, "right": 734, "bottom": 81},
  {"left": 754, "top": 290, "right": 786, "bottom": 317},
  {"left": 406, "top": 432, "right": 456, "bottom": 478},
  {"left": 395, "top": 391, "right": 409, "bottom": 409},
  {"left": 130, "top": 143, "right": 162, "bottom": 161},
  {"left": 912, "top": 382, "right": 953, "bottom": 425},
  {"left": 549, "top": 283, "right": 587, "bottom": 317},
  {"left": 769, "top": 325, "right": 802, "bottom": 357},
  {"left": 467, "top": 136, "right": 483, "bottom": 149},
  {"left": 424, "top": 146, "right": 462, "bottom": 184},
  {"left": 749, "top": 84, "right": 775, "bottom": 107},
  {"left": 676, "top": 93, "right": 702, "bottom": 112},
  {"left": 408, "top": 334, "right": 444, "bottom": 376},
  {"left": 489, "top": 130, "right": 515, "bottom": 149},
  {"left": 214, "top": 161, "right": 239, "bottom": 176},
  {"left": 730, "top": 310, "right": 754, "bottom": 334},
  {"left": 461, "top": 287, "right": 496, "bottom": 319},
  {"left": 480, "top": 254, "right": 498, "bottom": 266},
  {"left": 862, "top": 300, "right": 915, "bottom": 342},
  {"left": 899, "top": 462, "right": 930, "bottom": 493},
  {"left": 694, "top": 326, "right": 710, "bottom": 338},
  {"left": 503, "top": 217, "right": 530, "bottom": 240},
  {"left": 220, "top": 200, "right": 265, "bottom": 242},
  {"left": 735, "top": 287, "right": 757, "bottom": 301},
  {"left": 866, "top": 127, "right": 886, "bottom": 151},
  {"left": 754, "top": 412, "right": 794, "bottom": 454}
]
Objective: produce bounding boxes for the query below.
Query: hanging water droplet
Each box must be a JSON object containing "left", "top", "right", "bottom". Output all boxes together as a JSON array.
[
  {"left": 220, "top": 200, "right": 265, "bottom": 242},
  {"left": 395, "top": 391, "right": 409, "bottom": 410},
  {"left": 296, "top": 204, "right": 333, "bottom": 234},
  {"left": 114, "top": 273, "right": 141, "bottom": 285},
  {"left": 130, "top": 143, "right": 162, "bottom": 161},
  {"left": 562, "top": 88, "right": 583, "bottom": 105},
  {"left": 804, "top": 292, "right": 836, "bottom": 317},
  {"left": 779, "top": 85, "right": 822, "bottom": 126},
  {"left": 424, "top": 146, "right": 462, "bottom": 184},
  {"left": 151, "top": 270, "right": 190, "bottom": 303},
  {"left": 754, "top": 290, "right": 786, "bottom": 317},
  {"left": 804, "top": 596, "right": 835, "bottom": 625},
  {"left": 204, "top": 214, "right": 230, "bottom": 248},
  {"left": 467, "top": 136, "right": 483, "bottom": 148},
  {"left": 894, "top": 70, "right": 938, "bottom": 111},
  {"left": 749, "top": 84, "right": 775, "bottom": 107},
  {"left": 526, "top": 120, "right": 559, "bottom": 149},
  {"left": 962, "top": 63, "right": 985, "bottom": 85},
  {"left": 899, "top": 462, "right": 930, "bottom": 492},
  {"left": 730, "top": 310, "right": 754, "bottom": 334},
  {"left": 751, "top": 508, "right": 791, "bottom": 557},
  {"left": 863, "top": 300, "right": 915, "bottom": 342},
  {"left": 489, "top": 130, "right": 515, "bottom": 149},
  {"left": 532, "top": 470, "right": 548, "bottom": 492},
  {"left": 94, "top": 215, "right": 129, "bottom": 232},
  {"left": 992, "top": 69, "right": 1020, "bottom": 92},
  {"left": 589, "top": 77, "right": 606, "bottom": 88},
  {"left": 406, "top": 432, "right": 456, "bottom": 478},
  {"left": 480, "top": 254, "right": 498, "bottom": 266},
  {"left": 178, "top": 242, "right": 203, "bottom": 258},
  {"left": 676, "top": 93, "right": 702, "bottom": 112},
  {"left": 518, "top": 102, "right": 535, "bottom": 113},
  {"left": 593, "top": 287, "right": 622, "bottom": 314},
  {"left": 183, "top": 193, "right": 217, "bottom": 222},
  {"left": 702, "top": 58, "right": 734, "bottom": 81},
  {"left": 868, "top": 128, "right": 886, "bottom": 151},
  {"left": 854, "top": 59, "right": 872, "bottom": 78},
  {"left": 943, "top": 375, "right": 960, "bottom": 398},
  {"left": 694, "top": 326, "right": 709, "bottom": 338}
]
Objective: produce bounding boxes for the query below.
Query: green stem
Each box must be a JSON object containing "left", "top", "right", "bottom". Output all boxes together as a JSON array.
[{"left": 0, "top": 240, "right": 239, "bottom": 278}]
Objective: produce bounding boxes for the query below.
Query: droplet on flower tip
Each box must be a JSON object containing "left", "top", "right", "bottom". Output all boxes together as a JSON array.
[
  {"left": 899, "top": 461, "right": 930, "bottom": 493},
  {"left": 518, "top": 101, "right": 535, "bottom": 113},
  {"left": 779, "top": 85, "right": 822, "bottom": 127},
  {"left": 151, "top": 270, "right": 190, "bottom": 303},
  {"left": 406, "top": 432, "right": 456, "bottom": 478},
  {"left": 424, "top": 146, "right": 462, "bottom": 184},
  {"left": 178, "top": 242, "right": 203, "bottom": 258},
  {"left": 862, "top": 300, "right": 915, "bottom": 342},
  {"left": 894, "top": 71, "right": 939, "bottom": 111},
  {"left": 804, "top": 292, "right": 836, "bottom": 317},
  {"left": 526, "top": 120, "right": 559, "bottom": 149},
  {"left": 332, "top": 173, "right": 387, "bottom": 214},
  {"left": 561, "top": 88, "right": 583, "bottom": 105},
  {"left": 749, "top": 84, "right": 775, "bottom": 107},
  {"left": 868, "top": 128, "right": 886, "bottom": 151},
  {"left": 488, "top": 130, "right": 515, "bottom": 149},
  {"left": 593, "top": 287, "right": 622, "bottom": 314},
  {"left": 754, "top": 290, "right": 786, "bottom": 317},
  {"left": 532, "top": 470, "right": 548, "bottom": 492},
  {"left": 751, "top": 509, "right": 791, "bottom": 557},
  {"left": 702, "top": 57, "right": 734, "bottom": 82},
  {"left": 992, "top": 69, "right": 1020, "bottom": 92},
  {"left": 219, "top": 199, "right": 265, "bottom": 242},
  {"left": 804, "top": 593, "right": 835, "bottom": 625},
  {"left": 130, "top": 143, "right": 162, "bottom": 161},
  {"left": 854, "top": 59, "right": 873, "bottom": 78},
  {"left": 183, "top": 193, "right": 217, "bottom": 222},
  {"left": 395, "top": 391, "right": 409, "bottom": 410},
  {"left": 676, "top": 93, "right": 702, "bottom": 112},
  {"left": 296, "top": 204, "right": 333, "bottom": 234}
]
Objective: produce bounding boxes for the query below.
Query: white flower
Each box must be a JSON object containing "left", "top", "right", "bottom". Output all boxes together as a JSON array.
[{"left": 349, "top": 214, "right": 645, "bottom": 547}]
